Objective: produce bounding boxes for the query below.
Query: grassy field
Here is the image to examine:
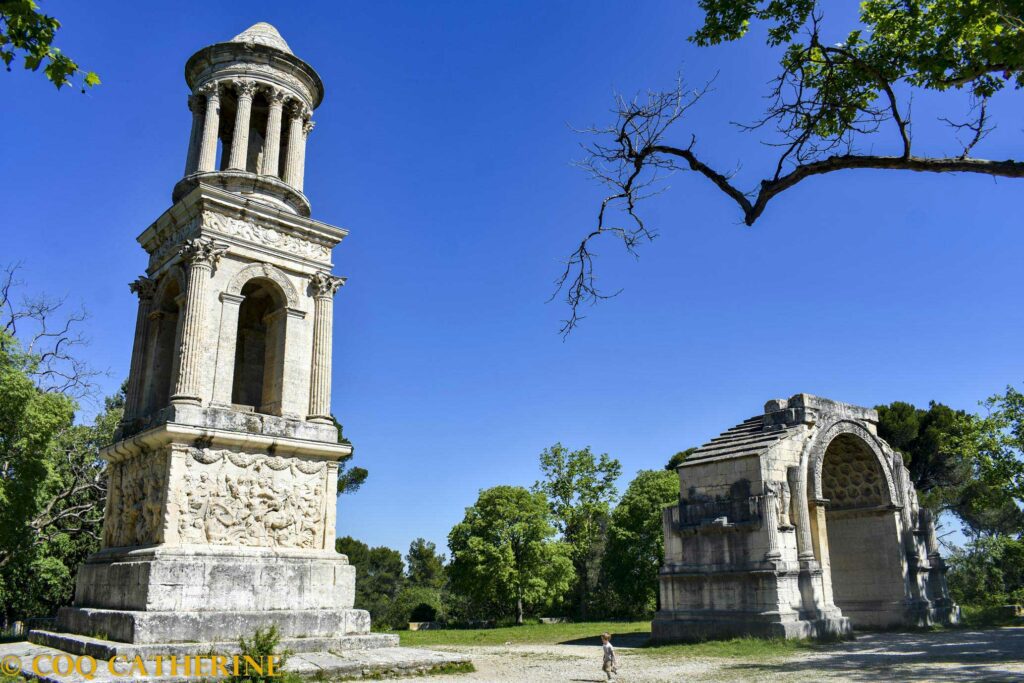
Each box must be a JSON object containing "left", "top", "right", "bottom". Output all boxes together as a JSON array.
[
  {"left": 397, "top": 621, "right": 819, "bottom": 659},
  {"left": 398, "top": 621, "right": 651, "bottom": 647}
]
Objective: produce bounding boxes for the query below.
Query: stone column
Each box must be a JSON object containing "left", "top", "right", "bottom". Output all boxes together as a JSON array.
[
  {"left": 788, "top": 465, "right": 815, "bottom": 562},
  {"left": 171, "top": 238, "right": 227, "bottom": 405},
  {"left": 283, "top": 102, "right": 309, "bottom": 189},
  {"left": 228, "top": 80, "right": 257, "bottom": 171},
  {"left": 123, "top": 276, "right": 156, "bottom": 422},
  {"left": 296, "top": 119, "right": 315, "bottom": 191},
  {"left": 183, "top": 95, "right": 204, "bottom": 176},
  {"left": 197, "top": 83, "right": 221, "bottom": 173},
  {"left": 307, "top": 271, "right": 346, "bottom": 422},
  {"left": 261, "top": 88, "right": 286, "bottom": 177},
  {"left": 763, "top": 488, "right": 782, "bottom": 560}
]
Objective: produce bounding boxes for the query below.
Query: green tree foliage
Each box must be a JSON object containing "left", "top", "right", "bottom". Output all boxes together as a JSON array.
[
  {"left": 448, "top": 486, "right": 574, "bottom": 624},
  {"left": 0, "top": 268, "right": 119, "bottom": 622},
  {"left": 1, "top": 1, "right": 99, "bottom": 90},
  {"left": 559, "top": 0, "right": 1024, "bottom": 333},
  {"left": 406, "top": 538, "right": 445, "bottom": 590},
  {"left": 876, "top": 398, "right": 1023, "bottom": 537},
  {"left": 947, "top": 535, "right": 1024, "bottom": 606},
  {"left": 335, "top": 536, "right": 406, "bottom": 628},
  {"left": 533, "top": 443, "right": 621, "bottom": 618},
  {"left": 603, "top": 469, "right": 679, "bottom": 617},
  {"left": 385, "top": 585, "right": 443, "bottom": 627},
  {"left": 957, "top": 384, "right": 1024, "bottom": 508},
  {"left": 665, "top": 448, "right": 697, "bottom": 471},
  {"left": 876, "top": 401, "right": 969, "bottom": 494},
  {"left": 331, "top": 416, "right": 367, "bottom": 496}
]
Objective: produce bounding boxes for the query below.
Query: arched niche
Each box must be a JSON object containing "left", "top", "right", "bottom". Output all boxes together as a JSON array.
[
  {"left": 142, "top": 269, "right": 185, "bottom": 416},
  {"left": 229, "top": 275, "right": 289, "bottom": 415}
]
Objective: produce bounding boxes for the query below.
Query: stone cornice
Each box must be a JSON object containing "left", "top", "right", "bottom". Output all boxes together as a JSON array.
[
  {"left": 138, "top": 183, "right": 346, "bottom": 274},
  {"left": 185, "top": 42, "right": 323, "bottom": 110},
  {"left": 100, "top": 420, "right": 352, "bottom": 464}
]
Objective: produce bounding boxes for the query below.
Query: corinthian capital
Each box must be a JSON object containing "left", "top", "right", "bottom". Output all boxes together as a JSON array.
[
  {"left": 197, "top": 81, "right": 221, "bottom": 99},
  {"left": 128, "top": 276, "right": 156, "bottom": 300},
  {"left": 233, "top": 79, "right": 258, "bottom": 98},
  {"left": 287, "top": 100, "right": 311, "bottom": 121},
  {"left": 310, "top": 271, "right": 346, "bottom": 298},
  {"left": 178, "top": 237, "right": 228, "bottom": 269},
  {"left": 264, "top": 85, "right": 287, "bottom": 104},
  {"left": 187, "top": 94, "right": 205, "bottom": 114},
  {"left": 302, "top": 120, "right": 316, "bottom": 136}
]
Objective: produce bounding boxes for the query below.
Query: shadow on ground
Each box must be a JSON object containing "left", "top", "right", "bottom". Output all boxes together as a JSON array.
[
  {"left": 558, "top": 632, "right": 651, "bottom": 648},
  {"left": 723, "top": 627, "right": 1024, "bottom": 682}
]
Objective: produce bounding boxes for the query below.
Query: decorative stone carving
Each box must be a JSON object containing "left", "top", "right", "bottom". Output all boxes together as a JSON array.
[
  {"left": 232, "top": 79, "right": 258, "bottom": 97},
  {"left": 129, "top": 276, "right": 156, "bottom": 300},
  {"left": 102, "top": 450, "right": 168, "bottom": 548},
  {"left": 310, "top": 271, "right": 346, "bottom": 298},
  {"left": 178, "top": 236, "right": 228, "bottom": 268},
  {"left": 148, "top": 217, "right": 202, "bottom": 268},
  {"left": 203, "top": 211, "right": 330, "bottom": 261},
  {"left": 303, "top": 119, "right": 316, "bottom": 136},
  {"left": 177, "top": 448, "right": 327, "bottom": 548},
  {"left": 226, "top": 261, "right": 301, "bottom": 307}
]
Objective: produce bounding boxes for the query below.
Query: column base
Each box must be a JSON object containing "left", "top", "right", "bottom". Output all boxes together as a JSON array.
[{"left": 651, "top": 609, "right": 853, "bottom": 643}]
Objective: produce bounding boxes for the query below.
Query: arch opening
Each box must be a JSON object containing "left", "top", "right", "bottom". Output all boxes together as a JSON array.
[
  {"left": 231, "top": 278, "right": 287, "bottom": 415},
  {"left": 819, "top": 433, "right": 905, "bottom": 627},
  {"left": 143, "top": 278, "right": 183, "bottom": 416}
]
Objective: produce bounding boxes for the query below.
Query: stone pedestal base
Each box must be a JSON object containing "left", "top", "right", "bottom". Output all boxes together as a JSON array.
[
  {"left": 49, "top": 607, "right": 369, "bottom": 646},
  {"left": 73, "top": 545, "right": 354, "bottom": 614},
  {"left": 651, "top": 610, "right": 853, "bottom": 643},
  {"left": 59, "top": 545, "right": 362, "bottom": 646}
]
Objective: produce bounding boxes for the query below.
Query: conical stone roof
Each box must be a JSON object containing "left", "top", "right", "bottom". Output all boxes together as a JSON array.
[{"left": 230, "top": 22, "right": 293, "bottom": 55}]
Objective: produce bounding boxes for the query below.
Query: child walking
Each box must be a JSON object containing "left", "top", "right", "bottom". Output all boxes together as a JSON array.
[{"left": 601, "top": 632, "right": 618, "bottom": 680}]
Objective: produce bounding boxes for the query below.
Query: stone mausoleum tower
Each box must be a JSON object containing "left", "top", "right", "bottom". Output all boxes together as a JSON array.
[{"left": 31, "top": 23, "right": 389, "bottom": 654}]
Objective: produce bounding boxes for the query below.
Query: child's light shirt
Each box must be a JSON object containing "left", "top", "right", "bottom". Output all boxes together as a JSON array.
[{"left": 602, "top": 642, "right": 615, "bottom": 662}]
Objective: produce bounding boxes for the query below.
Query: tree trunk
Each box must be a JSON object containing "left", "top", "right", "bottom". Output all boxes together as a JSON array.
[{"left": 516, "top": 596, "right": 524, "bottom": 625}]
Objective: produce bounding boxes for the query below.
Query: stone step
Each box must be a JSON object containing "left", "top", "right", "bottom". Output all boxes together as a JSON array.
[
  {"left": 28, "top": 630, "right": 398, "bottom": 659},
  {"left": 1, "top": 640, "right": 470, "bottom": 683}
]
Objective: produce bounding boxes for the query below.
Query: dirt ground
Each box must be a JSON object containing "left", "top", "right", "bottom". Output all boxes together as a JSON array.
[{"left": 426, "top": 627, "right": 1024, "bottom": 682}]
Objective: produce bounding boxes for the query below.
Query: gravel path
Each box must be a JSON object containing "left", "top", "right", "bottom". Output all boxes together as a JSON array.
[{"left": 426, "top": 627, "right": 1024, "bottom": 682}]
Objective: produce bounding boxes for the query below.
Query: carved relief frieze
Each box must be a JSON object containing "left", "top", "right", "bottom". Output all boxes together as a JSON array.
[
  {"left": 177, "top": 448, "right": 327, "bottom": 549},
  {"left": 102, "top": 449, "right": 169, "bottom": 548},
  {"left": 148, "top": 217, "right": 202, "bottom": 269},
  {"left": 202, "top": 212, "right": 330, "bottom": 262}
]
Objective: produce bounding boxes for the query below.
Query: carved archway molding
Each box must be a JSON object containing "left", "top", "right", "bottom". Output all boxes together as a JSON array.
[
  {"left": 153, "top": 266, "right": 186, "bottom": 303},
  {"left": 806, "top": 418, "right": 899, "bottom": 506},
  {"left": 226, "top": 262, "right": 300, "bottom": 308}
]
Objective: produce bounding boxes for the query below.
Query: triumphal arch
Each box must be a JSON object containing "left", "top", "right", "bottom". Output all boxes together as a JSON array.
[
  {"left": 653, "top": 394, "right": 959, "bottom": 642},
  {"left": 25, "top": 26, "right": 462, "bottom": 673}
]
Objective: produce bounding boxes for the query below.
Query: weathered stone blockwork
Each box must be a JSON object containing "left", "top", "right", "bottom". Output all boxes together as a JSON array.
[{"left": 653, "top": 394, "right": 960, "bottom": 643}]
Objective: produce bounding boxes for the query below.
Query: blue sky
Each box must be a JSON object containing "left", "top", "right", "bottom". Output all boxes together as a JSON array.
[{"left": 2, "top": 1, "right": 1021, "bottom": 555}]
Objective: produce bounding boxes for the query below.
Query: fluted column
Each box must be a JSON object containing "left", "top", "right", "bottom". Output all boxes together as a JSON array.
[
  {"left": 763, "top": 487, "right": 781, "bottom": 560},
  {"left": 197, "top": 83, "right": 221, "bottom": 172},
  {"left": 228, "top": 80, "right": 256, "bottom": 170},
  {"left": 171, "top": 238, "right": 227, "bottom": 405},
  {"left": 307, "top": 271, "right": 346, "bottom": 422},
  {"left": 789, "top": 465, "right": 815, "bottom": 562},
  {"left": 296, "top": 119, "right": 315, "bottom": 191},
  {"left": 123, "top": 276, "right": 156, "bottom": 421},
  {"left": 283, "top": 102, "right": 309, "bottom": 188},
  {"left": 183, "top": 95, "right": 204, "bottom": 175},
  {"left": 261, "top": 88, "right": 286, "bottom": 177}
]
